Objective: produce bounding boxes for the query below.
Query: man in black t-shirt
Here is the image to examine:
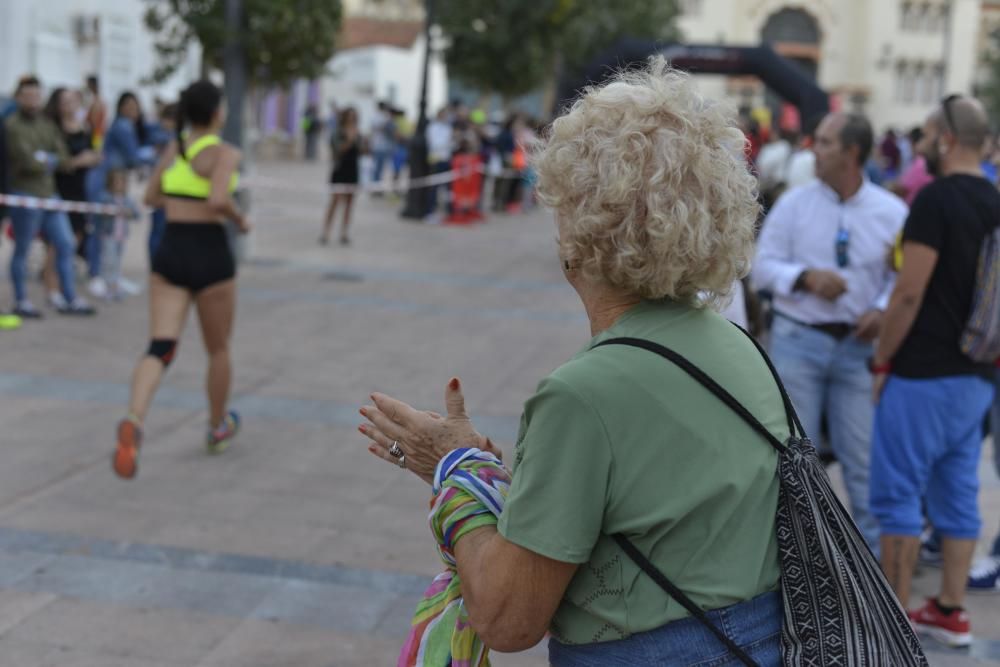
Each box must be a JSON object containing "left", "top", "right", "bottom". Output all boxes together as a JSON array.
[{"left": 870, "top": 96, "right": 998, "bottom": 647}]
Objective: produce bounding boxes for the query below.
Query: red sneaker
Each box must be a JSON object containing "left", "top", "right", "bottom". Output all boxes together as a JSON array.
[
  {"left": 112, "top": 417, "right": 142, "bottom": 479},
  {"left": 908, "top": 598, "right": 972, "bottom": 648}
]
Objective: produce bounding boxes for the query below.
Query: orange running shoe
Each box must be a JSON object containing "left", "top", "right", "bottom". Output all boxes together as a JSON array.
[{"left": 113, "top": 417, "right": 143, "bottom": 479}]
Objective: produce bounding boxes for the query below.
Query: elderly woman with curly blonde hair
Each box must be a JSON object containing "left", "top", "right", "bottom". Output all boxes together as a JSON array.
[{"left": 359, "top": 59, "right": 787, "bottom": 666}]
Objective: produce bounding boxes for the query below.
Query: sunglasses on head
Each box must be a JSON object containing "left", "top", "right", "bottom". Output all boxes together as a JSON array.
[{"left": 941, "top": 94, "right": 962, "bottom": 134}]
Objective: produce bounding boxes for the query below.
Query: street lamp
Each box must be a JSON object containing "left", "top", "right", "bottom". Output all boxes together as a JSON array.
[{"left": 401, "top": 0, "right": 435, "bottom": 220}]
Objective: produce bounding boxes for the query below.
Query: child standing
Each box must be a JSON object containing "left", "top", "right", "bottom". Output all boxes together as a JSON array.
[{"left": 98, "top": 170, "right": 141, "bottom": 300}]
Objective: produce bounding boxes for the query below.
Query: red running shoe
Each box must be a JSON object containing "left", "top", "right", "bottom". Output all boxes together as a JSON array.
[
  {"left": 908, "top": 598, "right": 972, "bottom": 648},
  {"left": 112, "top": 417, "right": 142, "bottom": 479}
]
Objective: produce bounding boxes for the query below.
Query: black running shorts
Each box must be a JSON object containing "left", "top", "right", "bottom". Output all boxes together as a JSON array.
[{"left": 151, "top": 222, "right": 236, "bottom": 293}]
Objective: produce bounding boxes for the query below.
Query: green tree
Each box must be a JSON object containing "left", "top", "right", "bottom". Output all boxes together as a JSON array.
[
  {"left": 143, "top": 0, "right": 343, "bottom": 86},
  {"left": 980, "top": 28, "right": 1000, "bottom": 123},
  {"left": 436, "top": 0, "right": 681, "bottom": 107}
]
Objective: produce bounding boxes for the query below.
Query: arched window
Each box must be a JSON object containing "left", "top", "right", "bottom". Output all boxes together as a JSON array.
[
  {"left": 926, "top": 3, "right": 941, "bottom": 31},
  {"left": 901, "top": 2, "right": 915, "bottom": 30},
  {"left": 918, "top": 3, "right": 933, "bottom": 31}
]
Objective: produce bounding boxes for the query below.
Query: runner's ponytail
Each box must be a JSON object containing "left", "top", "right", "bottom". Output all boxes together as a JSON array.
[{"left": 174, "top": 80, "right": 222, "bottom": 160}]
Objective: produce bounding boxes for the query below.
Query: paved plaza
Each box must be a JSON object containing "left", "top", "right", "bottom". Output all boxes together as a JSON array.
[{"left": 0, "top": 159, "right": 997, "bottom": 666}]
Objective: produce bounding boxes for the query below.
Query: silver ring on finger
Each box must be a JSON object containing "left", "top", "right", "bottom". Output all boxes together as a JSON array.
[
  {"left": 389, "top": 441, "right": 403, "bottom": 458},
  {"left": 397, "top": 454, "right": 406, "bottom": 469}
]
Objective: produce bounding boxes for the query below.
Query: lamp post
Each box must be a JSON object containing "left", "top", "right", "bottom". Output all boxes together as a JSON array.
[
  {"left": 222, "top": 0, "right": 249, "bottom": 261},
  {"left": 401, "top": 0, "right": 435, "bottom": 220},
  {"left": 222, "top": 0, "right": 246, "bottom": 148}
]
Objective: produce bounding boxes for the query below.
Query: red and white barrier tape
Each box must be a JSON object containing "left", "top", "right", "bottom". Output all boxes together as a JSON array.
[
  {"left": 0, "top": 194, "right": 123, "bottom": 215},
  {"left": 0, "top": 165, "right": 527, "bottom": 212},
  {"left": 249, "top": 163, "right": 523, "bottom": 195}
]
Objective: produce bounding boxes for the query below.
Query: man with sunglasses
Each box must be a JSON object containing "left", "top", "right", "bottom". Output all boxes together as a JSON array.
[
  {"left": 870, "top": 95, "right": 998, "bottom": 647},
  {"left": 754, "top": 112, "right": 908, "bottom": 556}
]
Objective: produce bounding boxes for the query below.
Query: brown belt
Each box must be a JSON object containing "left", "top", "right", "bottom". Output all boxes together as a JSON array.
[{"left": 776, "top": 312, "right": 853, "bottom": 341}]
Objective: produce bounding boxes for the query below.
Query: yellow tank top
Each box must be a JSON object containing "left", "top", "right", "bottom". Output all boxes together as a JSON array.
[{"left": 161, "top": 134, "right": 239, "bottom": 199}]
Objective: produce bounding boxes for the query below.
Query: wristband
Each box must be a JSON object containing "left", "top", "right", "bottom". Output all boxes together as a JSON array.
[{"left": 867, "top": 357, "right": 891, "bottom": 374}]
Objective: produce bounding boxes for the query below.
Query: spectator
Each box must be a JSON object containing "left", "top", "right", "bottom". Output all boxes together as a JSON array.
[
  {"left": 4, "top": 76, "right": 98, "bottom": 317},
  {"left": 302, "top": 104, "right": 320, "bottom": 161},
  {"left": 896, "top": 157, "right": 934, "bottom": 207},
  {"left": 756, "top": 128, "right": 797, "bottom": 203},
  {"left": 320, "top": 107, "right": 360, "bottom": 246},
  {"left": 102, "top": 91, "right": 157, "bottom": 172},
  {"left": 147, "top": 102, "right": 177, "bottom": 261},
  {"left": 369, "top": 101, "right": 394, "bottom": 190},
  {"left": 492, "top": 116, "right": 524, "bottom": 213},
  {"left": 870, "top": 96, "right": 998, "bottom": 646},
  {"left": 326, "top": 102, "right": 339, "bottom": 155},
  {"left": 784, "top": 124, "right": 817, "bottom": 189},
  {"left": 390, "top": 108, "right": 411, "bottom": 195},
  {"left": 880, "top": 128, "right": 902, "bottom": 181},
  {"left": 94, "top": 169, "right": 141, "bottom": 300},
  {"left": 84, "top": 75, "right": 107, "bottom": 148},
  {"left": 0, "top": 96, "right": 7, "bottom": 220},
  {"left": 87, "top": 91, "right": 157, "bottom": 298},
  {"left": 752, "top": 112, "right": 907, "bottom": 554},
  {"left": 360, "top": 61, "right": 786, "bottom": 664},
  {"left": 45, "top": 87, "right": 95, "bottom": 255},
  {"left": 426, "top": 108, "right": 454, "bottom": 216}
]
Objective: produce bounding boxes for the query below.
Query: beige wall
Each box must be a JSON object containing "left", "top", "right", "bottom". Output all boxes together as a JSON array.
[{"left": 677, "top": 0, "right": 982, "bottom": 133}]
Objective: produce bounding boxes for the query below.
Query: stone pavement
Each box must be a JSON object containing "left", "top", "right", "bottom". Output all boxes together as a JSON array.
[{"left": 0, "top": 159, "right": 997, "bottom": 666}]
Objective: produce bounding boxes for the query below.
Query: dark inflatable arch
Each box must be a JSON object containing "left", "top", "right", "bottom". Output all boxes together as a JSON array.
[{"left": 557, "top": 39, "right": 830, "bottom": 125}]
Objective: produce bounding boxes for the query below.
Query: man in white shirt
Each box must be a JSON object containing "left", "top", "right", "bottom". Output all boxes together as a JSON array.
[
  {"left": 426, "top": 109, "right": 455, "bottom": 215},
  {"left": 756, "top": 130, "right": 794, "bottom": 195},
  {"left": 753, "top": 112, "right": 907, "bottom": 553},
  {"left": 785, "top": 136, "right": 817, "bottom": 189}
]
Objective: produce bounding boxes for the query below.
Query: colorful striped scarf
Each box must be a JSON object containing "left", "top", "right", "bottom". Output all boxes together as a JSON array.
[{"left": 398, "top": 448, "right": 511, "bottom": 667}]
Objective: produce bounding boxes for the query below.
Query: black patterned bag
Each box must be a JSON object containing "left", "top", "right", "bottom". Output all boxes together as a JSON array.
[{"left": 594, "top": 330, "right": 928, "bottom": 667}]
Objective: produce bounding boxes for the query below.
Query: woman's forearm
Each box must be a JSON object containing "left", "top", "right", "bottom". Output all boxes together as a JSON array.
[
  {"left": 455, "top": 527, "right": 548, "bottom": 653},
  {"left": 210, "top": 196, "right": 244, "bottom": 224}
]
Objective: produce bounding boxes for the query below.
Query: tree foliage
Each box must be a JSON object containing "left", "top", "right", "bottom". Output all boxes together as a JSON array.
[
  {"left": 436, "top": 0, "right": 681, "bottom": 99},
  {"left": 980, "top": 28, "right": 1000, "bottom": 124},
  {"left": 143, "top": 0, "right": 343, "bottom": 86}
]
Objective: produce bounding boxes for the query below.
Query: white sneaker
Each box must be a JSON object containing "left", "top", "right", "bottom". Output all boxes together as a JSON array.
[
  {"left": 117, "top": 277, "right": 142, "bottom": 296},
  {"left": 88, "top": 277, "right": 108, "bottom": 299},
  {"left": 47, "top": 291, "right": 68, "bottom": 310}
]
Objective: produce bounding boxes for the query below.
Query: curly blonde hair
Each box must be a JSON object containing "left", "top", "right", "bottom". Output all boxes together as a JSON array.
[{"left": 534, "top": 57, "right": 759, "bottom": 306}]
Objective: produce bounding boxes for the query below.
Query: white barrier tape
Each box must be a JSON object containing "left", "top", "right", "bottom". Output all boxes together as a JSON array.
[{"left": 0, "top": 194, "right": 124, "bottom": 215}]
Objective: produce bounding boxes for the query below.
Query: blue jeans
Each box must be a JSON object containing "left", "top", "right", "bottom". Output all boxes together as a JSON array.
[
  {"left": 548, "top": 591, "right": 781, "bottom": 666},
  {"left": 371, "top": 149, "right": 391, "bottom": 184},
  {"left": 8, "top": 197, "right": 78, "bottom": 303},
  {"left": 768, "top": 315, "right": 880, "bottom": 553},
  {"left": 990, "top": 369, "right": 1000, "bottom": 555},
  {"left": 872, "top": 375, "right": 993, "bottom": 540}
]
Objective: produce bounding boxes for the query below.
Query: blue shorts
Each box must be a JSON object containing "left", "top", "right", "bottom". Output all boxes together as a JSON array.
[{"left": 871, "top": 375, "right": 993, "bottom": 540}]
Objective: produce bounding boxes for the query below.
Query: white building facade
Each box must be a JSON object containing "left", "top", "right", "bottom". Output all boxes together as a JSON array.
[
  {"left": 677, "top": 0, "right": 983, "bottom": 132},
  {"left": 0, "top": 0, "right": 200, "bottom": 111},
  {"left": 321, "top": 34, "right": 448, "bottom": 130}
]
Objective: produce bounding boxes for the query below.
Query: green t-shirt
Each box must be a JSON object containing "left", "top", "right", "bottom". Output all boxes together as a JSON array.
[{"left": 497, "top": 299, "right": 785, "bottom": 645}]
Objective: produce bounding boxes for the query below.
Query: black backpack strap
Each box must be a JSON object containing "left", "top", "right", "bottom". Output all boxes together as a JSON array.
[
  {"left": 593, "top": 336, "right": 788, "bottom": 452},
  {"left": 612, "top": 534, "right": 760, "bottom": 667},
  {"left": 733, "top": 324, "right": 805, "bottom": 440}
]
